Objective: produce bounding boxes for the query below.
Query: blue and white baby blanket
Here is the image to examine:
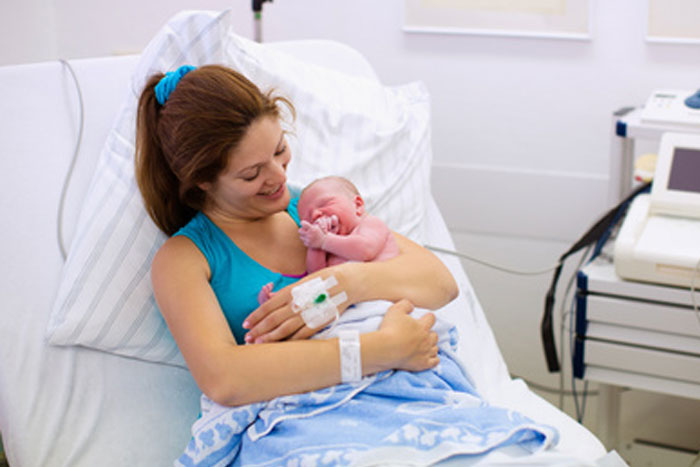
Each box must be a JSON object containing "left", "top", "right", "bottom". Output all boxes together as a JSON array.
[{"left": 176, "top": 302, "right": 558, "bottom": 466}]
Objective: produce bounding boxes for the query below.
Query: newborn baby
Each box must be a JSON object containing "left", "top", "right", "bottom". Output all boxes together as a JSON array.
[{"left": 297, "top": 176, "right": 400, "bottom": 273}]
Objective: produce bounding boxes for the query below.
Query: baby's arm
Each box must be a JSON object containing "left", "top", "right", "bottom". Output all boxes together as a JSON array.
[
  {"left": 299, "top": 221, "right": 331, "bottom": 272},
  {"left": 305, "top": 247, "right": 328, "bottom": 273},
  {"left": 322, "top": 216, "right": 392, "bottom": 262}
]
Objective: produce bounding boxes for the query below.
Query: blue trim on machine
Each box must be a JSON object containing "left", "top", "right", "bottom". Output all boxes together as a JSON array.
[
  {"left": 575, "top": 292, "right": 588, "bottom": 336},
  {"left": 615, "top": 120, "right": 627, "bottom": 137},
  {"left": 573, "top": 269, "right": 589, "bottom": 379},
  {"left": 577, "top": 270, "right": 588, "bottom": 294},
  {"left": 573, "top": 335, "right": 586, "bottom": 379}
]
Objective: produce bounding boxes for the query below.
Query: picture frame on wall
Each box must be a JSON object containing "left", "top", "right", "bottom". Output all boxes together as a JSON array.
[
  {"left": 403, "top": 0, "right": 591, "bottom": 40},
  {"left": 647, "top": 0, "right": 700, "bottom": 44}
]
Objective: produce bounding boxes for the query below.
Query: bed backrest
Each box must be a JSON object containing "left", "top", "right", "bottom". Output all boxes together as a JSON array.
[
  {"left": 0, "top": 56, "right": 139, "bottom": 260},
  {"left": 269, "top": 40, "right": 380, "bottom": 82}
]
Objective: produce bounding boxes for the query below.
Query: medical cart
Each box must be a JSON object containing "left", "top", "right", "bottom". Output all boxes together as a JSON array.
[
  {"left": 574, "top": 101, "right": 700, "bottom": 449},
  {"left": 574, "top": 258, "right": 700, "bottom": 448}
]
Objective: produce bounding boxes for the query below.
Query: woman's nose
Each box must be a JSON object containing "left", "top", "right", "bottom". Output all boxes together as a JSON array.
[
  {"left": 264, "top": 158, "right": 286, "bottom": 184},
  {"left": 270, "top": 157, "right": 287, "bottom": 178}
]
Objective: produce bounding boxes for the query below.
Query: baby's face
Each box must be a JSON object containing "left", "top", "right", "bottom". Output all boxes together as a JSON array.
[{"left": 298, "top": 180, "right": 363, "bottom": 235}]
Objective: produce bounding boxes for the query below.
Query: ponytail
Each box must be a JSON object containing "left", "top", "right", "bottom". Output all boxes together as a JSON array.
[{"left": 135, "top": 74, "right": 196, "bottom": 235}]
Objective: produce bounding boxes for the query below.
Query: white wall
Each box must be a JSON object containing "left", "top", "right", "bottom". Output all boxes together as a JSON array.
[{"left": 3, "top": 0, "right": 700, "bottom": 457}]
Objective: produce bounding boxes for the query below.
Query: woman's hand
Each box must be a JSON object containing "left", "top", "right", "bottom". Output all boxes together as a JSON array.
[
  {"left": 243, "top": 267, "right": 352, "bottom": 343},
  {"left": 243, "top": 285, "right": 309, "bottom": 343},
  {"left": 377, "top": 299, "right": 439, "bottom": 372}
]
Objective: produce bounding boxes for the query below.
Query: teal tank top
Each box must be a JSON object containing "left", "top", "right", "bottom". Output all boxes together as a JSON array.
[{"left": 173, "top": 195, "right": 304, "bottom": 344}]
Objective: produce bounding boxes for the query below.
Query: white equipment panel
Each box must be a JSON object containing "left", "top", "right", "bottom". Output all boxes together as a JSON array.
[{"left": 614, "top": 132, "right": 700, "bottom": 288}]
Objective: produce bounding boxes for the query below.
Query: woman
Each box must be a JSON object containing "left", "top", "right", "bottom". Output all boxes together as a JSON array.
[
  {"left": 137, "top": 65, "right": 558, "bottom": 467},
  {"left": 135, "top": 64, "right": 458, "bottom": 408}
]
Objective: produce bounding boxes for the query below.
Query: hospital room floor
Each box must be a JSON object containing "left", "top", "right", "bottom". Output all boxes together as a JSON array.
[{"left": 536, "top": 388, "right": 700, "bottom": 467}]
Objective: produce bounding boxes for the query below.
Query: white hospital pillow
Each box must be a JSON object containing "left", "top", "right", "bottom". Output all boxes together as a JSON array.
[
  {"left": 47, "top": 9, "right": 433, "bottom": 366},
  {"left": 224, "top": 34, "right": 432, "bottom": 241}
]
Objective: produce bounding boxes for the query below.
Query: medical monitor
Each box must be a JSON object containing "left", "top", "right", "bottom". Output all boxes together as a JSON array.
[{"left": 650, "top": 132, "right": 700, "bottom": 219}]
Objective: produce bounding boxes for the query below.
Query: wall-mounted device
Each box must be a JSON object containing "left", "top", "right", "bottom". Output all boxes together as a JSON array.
[
  {"left": 614, "top": 132, "right": 700, "bottom": 288},
  {"left": 639, "top": 89, "right": 700, "bottom": 128},
  {"left": 252, "top": 0, "right": 273, "bottom": 43}
]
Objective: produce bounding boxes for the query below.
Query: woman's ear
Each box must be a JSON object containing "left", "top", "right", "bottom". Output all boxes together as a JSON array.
[{"left": 197, "top": 181, "right": 212, "bottom": 192}]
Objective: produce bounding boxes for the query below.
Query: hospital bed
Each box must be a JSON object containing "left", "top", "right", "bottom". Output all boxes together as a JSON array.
[{"left": 0, "top": 9, "right": 617, "bottom": 466}]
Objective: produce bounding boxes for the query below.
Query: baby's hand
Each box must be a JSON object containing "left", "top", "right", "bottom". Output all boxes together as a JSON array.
[
  {"left": 299, "top": 220, "right": 326, "bottom": 248},
  {"left": 313, "top": 215, "right": 338, "bottom": 234}
]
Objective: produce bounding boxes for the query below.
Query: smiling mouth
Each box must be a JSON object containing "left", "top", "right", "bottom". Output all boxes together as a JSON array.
[{"left": 259, "top": 184, "right": 283, "bottom": 197}]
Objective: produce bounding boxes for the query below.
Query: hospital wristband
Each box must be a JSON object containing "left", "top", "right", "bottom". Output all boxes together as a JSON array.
[{"left": 338, "top": 329, "right": 362, "bottom": 383}]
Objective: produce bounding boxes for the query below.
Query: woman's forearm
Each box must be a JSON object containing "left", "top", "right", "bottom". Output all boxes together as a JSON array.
[
  {"left": 338, "top": 233, "right": 458, "bottom": 310},
  {"left": 203, "top": 331, "right": 391, "bottom": 407}
]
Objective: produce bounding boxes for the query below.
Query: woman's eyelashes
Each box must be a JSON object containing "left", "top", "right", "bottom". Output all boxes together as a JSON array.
[
  {"left": 242, "top": 168, "right": 261, "bottom": 182},
  {"left": 241, "top": 145, "right": 286, "bottom": 182}
]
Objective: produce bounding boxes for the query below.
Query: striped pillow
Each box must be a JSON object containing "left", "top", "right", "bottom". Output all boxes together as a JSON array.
[
  {"left": 47, "top": 10, "right": 432, "bottom": 366},
  {"left": 223, "top": 34, "right": 431, "bottom": 242}
]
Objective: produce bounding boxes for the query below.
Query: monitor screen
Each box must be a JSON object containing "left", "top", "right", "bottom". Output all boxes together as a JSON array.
[{"left": 667, "top": 147, "right": 700, "bottom": 194}]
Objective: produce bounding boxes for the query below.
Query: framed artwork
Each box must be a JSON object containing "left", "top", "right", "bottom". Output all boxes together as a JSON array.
[
  {"left": 647, "top": 0, "right": 700, "bottom": 44},
  {"left": 403, "top": 0, "right": 591, "bottom": 40}
]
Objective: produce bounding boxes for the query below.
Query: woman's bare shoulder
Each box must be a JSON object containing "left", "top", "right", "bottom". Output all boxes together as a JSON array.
[{"left": 153, "top": 235, "right": 209, "bottom": 278}]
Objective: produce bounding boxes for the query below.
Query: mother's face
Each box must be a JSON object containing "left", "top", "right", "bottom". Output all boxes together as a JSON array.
[{"left": 200, "top": 116, "right": 292, "bottom": 221}]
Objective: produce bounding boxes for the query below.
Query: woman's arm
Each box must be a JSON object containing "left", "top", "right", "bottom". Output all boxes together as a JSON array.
[
  {"left": 152, "top": 236, "right": 439, "bottom": 407},
  {"left": 244, "top": 232, "right": 458, "bottom": 343},
  {"left": 343, "top": 232, "right": 458, "bottom": 308}
]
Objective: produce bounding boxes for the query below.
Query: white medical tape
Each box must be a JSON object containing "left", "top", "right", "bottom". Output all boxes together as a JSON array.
[
  {"left": 291, "top": 275, "right": 338, "bottom": 314},
  {"left": 299, "top": 291, "right": 347, "bottom": 329},
  {"left": 338, "top": 329, "right": 361, "bottom": 383},
  {"left": 291, "top": 275, "right": 347, "bottom": 329}
]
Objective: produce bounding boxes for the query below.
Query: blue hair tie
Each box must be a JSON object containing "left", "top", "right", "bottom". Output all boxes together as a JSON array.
[{"left": 155, "top": 65, "right": 196, "bottom": 105}]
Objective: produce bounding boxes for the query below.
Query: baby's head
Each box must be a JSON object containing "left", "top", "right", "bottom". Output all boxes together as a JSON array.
[{"left": 298, "top": 176, "right": 365, "bottom": 234}]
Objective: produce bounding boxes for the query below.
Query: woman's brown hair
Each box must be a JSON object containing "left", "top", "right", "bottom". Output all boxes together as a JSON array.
[{"left": 135, "top": 65, "right": 294, "bottom": 235}]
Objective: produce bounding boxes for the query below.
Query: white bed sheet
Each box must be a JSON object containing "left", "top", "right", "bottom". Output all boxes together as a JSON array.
[
  {"left": 0, "top": 56, "right": 201, "bottom": 466},
  {"left": 424, "top": 197, "right": 607, "bottom": 465},
  {"left": 0, "top": 42, "right": 607, "bottom": 466}
]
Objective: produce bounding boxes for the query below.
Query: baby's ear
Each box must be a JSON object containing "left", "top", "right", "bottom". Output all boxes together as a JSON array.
[{"left": 354, "top": 195, "right": 365, "bottom": 216}]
